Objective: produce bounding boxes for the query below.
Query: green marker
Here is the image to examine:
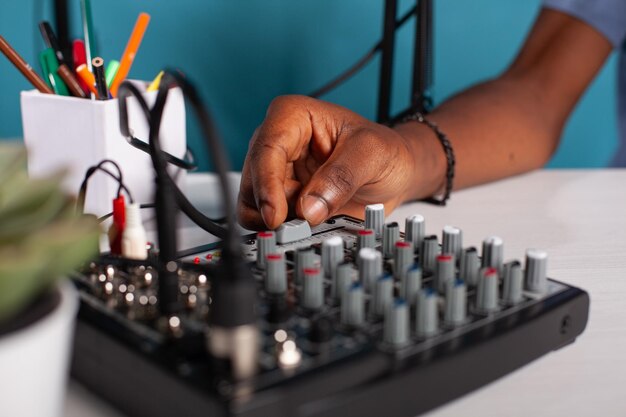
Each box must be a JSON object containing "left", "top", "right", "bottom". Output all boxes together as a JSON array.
[
  {"left": 38, "top": 48, "right": 69, "bottom": 96},
  {"left": 105, "top": 60, "right": 120, "bottom": 88}
]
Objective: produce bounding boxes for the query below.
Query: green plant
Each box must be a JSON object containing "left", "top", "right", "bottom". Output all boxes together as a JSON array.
[{"left": 0, "top": 147, "right": 100, "bottom": 324}]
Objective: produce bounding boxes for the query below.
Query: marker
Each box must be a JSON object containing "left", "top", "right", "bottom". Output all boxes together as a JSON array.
[
  {"left": 146, "top": 70, "right": 164, "bottom": 92},
  {"left": 39, "top": 48, "right": 69, "bottom": 96},
  {"left": 76, "top": 64, "right": 97, "bottom": 95},
  {"left": 110, "top": 12, "right": 151, "bottom": 97},
  {"left": 0, "top": 35, "right": 53, "bottom": 94},
  {"left": 57, "top": 64, "right": 87, "bottom": 98},
  {"left": 39, "top": 21, "right": 67, "bottom": 66},
  {"left": 72, "top": 40, "right": 90, "bottom": 95},
  {"left": 92, "top": 57, "right": 108, "bottom": 100},
  {"left": 80, "top": 0, "right": 96, "bottom": 71},
  {"left": 105, "top": 59, "right": 120, "bottom": 88}
]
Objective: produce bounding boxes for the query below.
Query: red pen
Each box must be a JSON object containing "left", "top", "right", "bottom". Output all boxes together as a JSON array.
[{"left": 72, "top": 39, "right": 90, "bottom": 95}]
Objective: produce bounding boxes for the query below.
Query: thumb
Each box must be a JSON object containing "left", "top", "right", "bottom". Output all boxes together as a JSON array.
[{"left": 296, "top": 148, "right": 367, "bottom": 225}]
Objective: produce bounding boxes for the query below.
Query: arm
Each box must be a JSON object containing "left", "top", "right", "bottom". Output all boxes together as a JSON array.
[{"left": 237, "top": 8, "right": 613, "bottom": 230}]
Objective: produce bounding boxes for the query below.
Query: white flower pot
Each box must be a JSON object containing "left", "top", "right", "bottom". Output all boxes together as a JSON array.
[{"left": 0, "top": 281, "right": 78, "bottom": 417}]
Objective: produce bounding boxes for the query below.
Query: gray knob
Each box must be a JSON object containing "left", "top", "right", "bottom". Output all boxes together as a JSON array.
[
  {"left": 405, "top": 214, "right": 425, "bottom": 252},
  {"left": 265, "top": 253, "right": 287, "bottom": 294},
  {"left": 373, "top": 274, "right": 393, "bottom": 317},
  {"left": 435, "top": 254, "right": 455, "bottom": 293},
  {"left": 459, "top": 247, "right": 480, "bottom": 286},
  {"left": 394, "top": 241, "right": 414, "bottom": 281},
  {"left": 342, "top": 282, "right": 364, "bottom": 326},
  {"left": 356, "top": 229, "right": 376, "bottom": 254},
  {"left": 322, "top": 236, "right": 344, "bottom": 278},
  {"left": 482, "top": 236, "right": 504, "bottom": 275},
  {"left": 358, "top": 247, "right": 382, "bottom": 291},
  {"left": 302, "top": 267, "right": 324, "bottom": 310},
  {"left": 256, "top": 231, "right": 276, "bottom": 268},
  {"left": 444, "top": 279, "right": 467, "bottom": 326},
  {"left": 415, "top": 288, "right": 439, "bottom": 338},
  {"left": 365, "top": 204, "right": 385, "bottom": 238},
  {"left": 477, "top": 267, "right": 499, "bottom": 313},
  {"left": 334, "top": 261, "right": 357, "bottom": 300},
  {"left": 384, "top": 298, "right": 409, "bottom": 347},
  {"left": 403, "top": 264, "right": 422, "bottom": 305},
  {"left": 524, "top": 249, "right": 548, "bottom": 293},
  {"left": 503, "top": 260, "right": 523, "bottom": 304},
  {"left": 295, "top": 247, "right": 316, "bottom": 285},
  {"left": 420, "top": 235, "right": 439, "bottom": 273},
  {"left": 382, "top": 222, "right": 400, "bottom": 258},
  {"left": 442, "top": 225, "right": 462, "bottom": 261}
]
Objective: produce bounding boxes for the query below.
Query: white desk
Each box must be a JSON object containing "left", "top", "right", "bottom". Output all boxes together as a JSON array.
[{"left": 65, "top": 169, "right": 626, "bottom": 417}]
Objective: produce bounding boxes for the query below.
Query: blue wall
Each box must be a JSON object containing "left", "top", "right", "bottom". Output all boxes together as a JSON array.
[{"left": 0, "top": 0, "right": 619, "bottom": 170}]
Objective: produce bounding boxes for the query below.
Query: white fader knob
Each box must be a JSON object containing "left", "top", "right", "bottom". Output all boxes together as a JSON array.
[
  {"left": 442, "top": 225, "right": 462, "bottom": 261},
  {"left": 265, "top": 253, "right": 287, "bottom": 294},
  {"left": 256, "top": 231, "right": 276, "bottom": 269},
  {"left": 384, "top": 298, "right": 410, "bottom": 347},
  {"left": 358, "top": 248, "right": 383, "bottom": 291},
  {"left": 322, "top": 236, "right": 344, "bottom": 278},
  {"left": 365, "top": 204, "right": 385, "bottom": 238},
  {"left": 405, "top": 214, "right": 425, "bottom": 252},
  {"left": 342, "top": 282, "right": 365, "bottom": 327},
  {"left": 382, "top": 222, "right": 400, "bottom": 258},
  {"left": 302, "top": 267, "right": 324, "bottom": 310},
  {"left": 525, "top": 249, "right": 548, "bottom": 293},
  {"left": 482, "top": 236, "right": 504, "bottom": 275}
]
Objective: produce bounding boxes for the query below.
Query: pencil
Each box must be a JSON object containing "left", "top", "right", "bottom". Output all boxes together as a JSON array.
[
  {"left": 76, "top": 64, "right": 98, "bottom": 95},
  {"left": 0, "top": 35, "right": 53, "bottom": 94},
  {"left": 92, "top": 57, "right": 108, "bottom": 100},
  {"left": 109, "top": 12, "right": 151, "bottom": 97}
]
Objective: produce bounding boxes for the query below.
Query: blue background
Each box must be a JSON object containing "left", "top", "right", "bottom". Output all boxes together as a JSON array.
[{"left": 0, "top": 0, "right": 619, "bottom": 170}]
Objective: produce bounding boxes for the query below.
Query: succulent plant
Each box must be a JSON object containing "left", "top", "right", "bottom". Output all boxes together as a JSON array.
[{"left": 0, "top": 147, "right": 100, "bottom": 325}]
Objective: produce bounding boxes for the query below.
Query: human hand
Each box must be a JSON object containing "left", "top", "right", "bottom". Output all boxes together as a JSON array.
[{"left": 237, "top": 95, "right": 440, "bottom": 230}]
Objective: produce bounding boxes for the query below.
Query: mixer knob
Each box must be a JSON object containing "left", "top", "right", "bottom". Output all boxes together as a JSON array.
[
  {"left": 333, "top": 261, "right": 357, "bottom": 300},
  {"left": 415, "top": 288, "right": 439, "bottom": 338},
  {"left": 382, "top": 222, "right": 400, "bottom": 258},
  {"left": 503, "top": 260, "right": 523, "bottom": 304},
  {"left": 524, "top": 249, "right": 548, "bottom": 293},
  {"left": 442, "top": 225, "right": 462, "bottom": 261},
  {"left": 394, "top": 241, "right": 414, "bottom": 281},
  {"left": 384, "top": 298, "right": 409, "bottom": 347},
  {"left": 295, "top": 247, "right": 316, "bottom": 285},
  {"left": 476, "top": 267, "right": 499, "bottom": 313},
  {"left": 365, "top": 204, "right": 385, "bottom": 238},
  {"left": 322, "top": 236, "right": 344, "bottom": 278},
  {"left": 341, "top": 282, "right": 364, "bottom": 327},
  {"left": 405, "top": 214, "right": 425, "bottom": 251},
  {"left": 265, "top": 253, "right": 287, "bottom": 294},
  {"left": 358, "top": 247, "right": 383, "bottom": 291},
  {"left": 482, "top": 236, "right": 504, "bottom": 275},
  {"left": 420, "top": 235, "right": 439, "bottom": 273},
  {"left": 372, "top": 274, "right": 394, "bottom": 317},
  {"left": 302, "top": 267, "right": 324, "bottom": 310},
  {"left": 444, "top": 279, "right": 467, "bottom": 326},
  {"left": 256, "top": 231, "right": 276, "bottom": 268},
  {"left": 435, "top": 254, "right": 455, "bottom": 293},
  {"left": 356, "top": 229, "right": 376, "bottom": 253},
  {"left": 459, "top": 247, "right": 480, "bottom": 286},
  {"left": 403, "top": 264, "right": 422, "bottom": 305}
]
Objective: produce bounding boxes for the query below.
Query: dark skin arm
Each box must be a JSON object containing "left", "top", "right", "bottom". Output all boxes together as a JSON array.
[{"left": 238, "top": 9, "right": 613, "bottom": 230}]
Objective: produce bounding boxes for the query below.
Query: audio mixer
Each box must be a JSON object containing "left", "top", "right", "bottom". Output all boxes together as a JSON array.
[{"left": 71, "top": 204, "right": 589, "bottom": 417}]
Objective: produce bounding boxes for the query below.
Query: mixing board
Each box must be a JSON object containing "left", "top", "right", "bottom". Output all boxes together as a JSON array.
[{"left": 71, "top": 205, "right": 589, "bottom": 417}]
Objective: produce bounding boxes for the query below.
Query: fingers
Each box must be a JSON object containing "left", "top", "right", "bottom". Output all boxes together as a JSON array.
[{"left": 296, "top": 131, "right": 377, "bottom": 225}]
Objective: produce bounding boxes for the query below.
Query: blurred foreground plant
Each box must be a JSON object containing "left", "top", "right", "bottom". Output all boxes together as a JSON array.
[{"left": 0, "top": 147, "right": 100, "bottom": 324}]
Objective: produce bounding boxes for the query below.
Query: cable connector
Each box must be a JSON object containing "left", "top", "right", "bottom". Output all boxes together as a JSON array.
[
  {"left": 108, "top": 195, "right": 126, "bottom": 255},
  {"left": 121, "top": 203, "right": 148, "bottom": 260}
]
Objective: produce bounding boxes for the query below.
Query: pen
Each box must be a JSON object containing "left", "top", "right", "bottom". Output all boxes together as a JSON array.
[
  {"left": 146, "top": 70, "right": 164, "bottom": 92},
  {"left": 0, "top": 35, "right": 53, "bottom": 94},
  {"left": 92, "top": 57, "right": 108, "bottom": 100},
  {"left": 80, "top": 0, "right": 96, "bottom": 72},
  {"left": 76, "top": 64, "right": 98, "bottom": 95},
  {"left": 105, "top": 60, "right": 120, "bottom": 88},
  {"left": 39, "top": 47, "right": 69, "bottom": 96},
  {"left": 39, "top": 21, "right": 67, "bottom": 66},
  {"left": 110, "top": 12, "right": 151, "bottom": 97},
  {"left": 39, "top": 22, "right": 85, "bottom": 98},
  {"left": 72, "top": 40, "right": 91, "bottom": 95}
]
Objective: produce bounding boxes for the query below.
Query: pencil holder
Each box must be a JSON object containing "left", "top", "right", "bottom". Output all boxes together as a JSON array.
[{"left": 20, "top": 83, "right": 187, "bottom": 217}]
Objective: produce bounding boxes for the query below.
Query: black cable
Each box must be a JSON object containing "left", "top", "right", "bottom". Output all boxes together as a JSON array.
[
  {"left": 117, "top": 81, "right": 229, "bottom": 241},
  {"left": 76, "top": 159, "right": 134, "bottom": 213},
  {"left": 308, "top": 5, "right": 416, "bottom": 99}
]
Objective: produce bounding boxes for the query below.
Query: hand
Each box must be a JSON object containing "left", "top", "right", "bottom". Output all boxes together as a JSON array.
[{"left": 237, "top": 95, "right": 438, "bottom": 230}]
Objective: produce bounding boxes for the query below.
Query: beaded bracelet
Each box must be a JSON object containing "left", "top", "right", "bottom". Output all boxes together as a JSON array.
[{"left": 400, "top": 112, "right": 455, "bottom": 206}]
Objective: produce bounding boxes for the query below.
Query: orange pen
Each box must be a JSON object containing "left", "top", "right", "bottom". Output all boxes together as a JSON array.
[
  {"left": 109, "top": 12, "right": 151, "bottom": 97},
  {"left": 76, "top": 63, "right": 97, "bottom": 96}
]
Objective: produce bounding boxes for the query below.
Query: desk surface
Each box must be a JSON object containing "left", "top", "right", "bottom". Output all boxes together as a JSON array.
[{"left": 65, "top": 169, "right": 626, "bottom": 417}]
